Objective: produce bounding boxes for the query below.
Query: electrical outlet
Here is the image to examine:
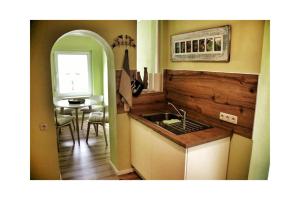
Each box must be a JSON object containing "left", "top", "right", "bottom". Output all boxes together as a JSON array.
[
  {"left": 39, "top": 123, "right": 48, "bottom": 131},
  {"left": 219, "top": 112, "right": 238, "bottom": 124}
]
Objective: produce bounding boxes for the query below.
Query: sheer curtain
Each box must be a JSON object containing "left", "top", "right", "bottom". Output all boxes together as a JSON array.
[{"left": 137, "top": 20, "right": 159, "bottom": 82}]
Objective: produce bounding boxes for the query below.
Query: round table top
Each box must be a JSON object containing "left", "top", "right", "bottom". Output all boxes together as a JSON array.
[{"left": 54, "top": 99, "right": 97, "bottom": 109}]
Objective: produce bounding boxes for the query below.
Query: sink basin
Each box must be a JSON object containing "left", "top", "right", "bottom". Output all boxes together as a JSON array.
[
  {"left": 143, "top": 113, "right": 180, "bottom": 122},
  {"left": 142, "top": 113, "right": 212, "bottom": 135}
]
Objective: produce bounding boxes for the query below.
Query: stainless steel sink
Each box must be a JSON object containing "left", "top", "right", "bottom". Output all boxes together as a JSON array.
[{"left": 142, "top": 113, "right": 212, "bottom": 135}]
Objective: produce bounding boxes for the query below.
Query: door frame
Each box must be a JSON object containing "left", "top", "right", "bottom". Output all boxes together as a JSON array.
[{"left": 50, "top": 30, "right": 118, "bottom": 170}]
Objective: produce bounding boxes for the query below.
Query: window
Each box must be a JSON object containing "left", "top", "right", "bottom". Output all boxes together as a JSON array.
[
  {"left": 137, "top": 20, "right": 158, "bottom": 76},
  {"left": 54, "top": 51, "right": 92, "bottom": 97}
]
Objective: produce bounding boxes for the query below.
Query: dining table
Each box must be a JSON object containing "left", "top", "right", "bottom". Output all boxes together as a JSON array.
[{"left": 54, "top": 99, "right": 97, "bottom": 145}]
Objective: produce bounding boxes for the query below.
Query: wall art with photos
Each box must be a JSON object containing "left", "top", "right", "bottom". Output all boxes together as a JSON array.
[{"left": 171, "top": 25, "right": 231, "bottom": 62}]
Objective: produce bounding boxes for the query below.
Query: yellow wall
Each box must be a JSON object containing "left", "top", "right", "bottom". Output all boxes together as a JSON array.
[
  {"left": 116, "top": 113, "right": 132, "bottom": 170},
  {"left": 160, "top": 20, "right": 265, "bottom": 74},
  {"left": 31, "top": 25, "right": 60, "bottom": 179},
  {"left": 30, "top": 20, "right": 136, "bottom": 179},
  {"left": 158, "top": 20, "right": 169, "bottom": 73}
]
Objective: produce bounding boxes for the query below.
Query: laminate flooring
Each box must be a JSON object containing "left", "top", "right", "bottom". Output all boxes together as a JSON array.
[
  {"left": 118, "top": 172, "right": 142, "bottom": 180},
  {"left": 58, "top": 122, "right": 118, "bottom": 180}
]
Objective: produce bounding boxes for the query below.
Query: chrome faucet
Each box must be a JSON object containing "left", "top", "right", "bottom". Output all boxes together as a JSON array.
[{"left": 168, "top": 102, "right": 187, "bottom": 129}]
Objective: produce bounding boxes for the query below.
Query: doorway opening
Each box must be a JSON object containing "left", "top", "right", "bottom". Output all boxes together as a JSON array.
[{"left": 50, "top": 30, "right": 118, "bottom": 180}]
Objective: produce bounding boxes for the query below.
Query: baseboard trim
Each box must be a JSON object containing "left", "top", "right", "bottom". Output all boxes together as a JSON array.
[{"left": 109, "top": 160, "right": 134, "bottom": 176}]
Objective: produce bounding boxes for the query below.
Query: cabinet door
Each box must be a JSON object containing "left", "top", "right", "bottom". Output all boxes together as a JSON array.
[
  {"left": 130, "top": 118, "right": 152, "bottom": 179},
  {"left": 185, "top": 137, "right": 230, "bottom": 180},
  {"left": 151, "top": 131, "right": 186, "bottom": 180}
]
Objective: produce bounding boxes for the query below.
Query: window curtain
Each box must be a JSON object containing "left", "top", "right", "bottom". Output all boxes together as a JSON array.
[{"left": 137, "top": 20, "right": 158, "bottom": 77}]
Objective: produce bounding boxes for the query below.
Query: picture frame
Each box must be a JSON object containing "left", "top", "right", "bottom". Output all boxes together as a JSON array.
[{"left": 171, "top": 25, "right": 231, "bottom": 62}]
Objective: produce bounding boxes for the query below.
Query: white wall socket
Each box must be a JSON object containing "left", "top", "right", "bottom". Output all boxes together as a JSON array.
[{"left": 219, "top": 112, "right": 238, "bottom": 124}]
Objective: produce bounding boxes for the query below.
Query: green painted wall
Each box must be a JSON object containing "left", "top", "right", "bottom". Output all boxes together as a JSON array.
[
  {"left": 248, "top": 21, "right": 270, "bottom": 179},
  {"left": 52, "top": 35, "right": 104, "bottom": 96}
]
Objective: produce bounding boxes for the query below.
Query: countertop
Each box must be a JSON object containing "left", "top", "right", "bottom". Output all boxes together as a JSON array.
[{"left": 129, "top": 110, "right": 232, "bottom": 148}]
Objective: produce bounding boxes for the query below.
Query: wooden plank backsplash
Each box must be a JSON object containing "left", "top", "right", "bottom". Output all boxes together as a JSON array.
[{"left": 164, "top": 70, "right": 258, "bottom": 139}]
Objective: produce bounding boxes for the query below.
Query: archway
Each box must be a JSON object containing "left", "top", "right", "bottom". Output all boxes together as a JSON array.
[{"left": 50, "top": 30, "right": 118, "bottom": 178}]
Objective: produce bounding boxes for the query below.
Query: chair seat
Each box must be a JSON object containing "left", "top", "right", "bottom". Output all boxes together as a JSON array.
[
  {"left": 56, "top": 108, "right": 73, "bottom": 115},
  {"left": 88, "top": 112, "right": 109, "bottom": 123},
  {"left": 80, "top": 105, "right": 104, "bottom": 113},
  {"left": 57, "top": 115, "right": 74, "bottom": 126}
]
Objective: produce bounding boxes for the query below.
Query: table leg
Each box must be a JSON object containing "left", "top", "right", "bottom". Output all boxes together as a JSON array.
[{"left": 75, "top": 108, "right": 80, "bottom": 145}]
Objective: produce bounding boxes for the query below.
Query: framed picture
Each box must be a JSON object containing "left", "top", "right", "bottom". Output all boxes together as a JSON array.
[{"left": 171, "top": 25, "right": 231, "bottom": 62}]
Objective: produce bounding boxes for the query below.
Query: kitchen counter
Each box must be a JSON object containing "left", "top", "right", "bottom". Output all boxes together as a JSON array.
[{"left": 129, "top": 111, "right": 232, "bottom": 148}]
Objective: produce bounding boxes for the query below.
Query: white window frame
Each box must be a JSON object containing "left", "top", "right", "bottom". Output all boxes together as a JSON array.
[{"left": 54, "top": 51, "right": 93, "bottom": 98}]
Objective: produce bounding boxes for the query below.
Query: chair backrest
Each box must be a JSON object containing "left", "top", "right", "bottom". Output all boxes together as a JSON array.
[{"left": 90, "top": 95, "right": 104, "bottom": 105}]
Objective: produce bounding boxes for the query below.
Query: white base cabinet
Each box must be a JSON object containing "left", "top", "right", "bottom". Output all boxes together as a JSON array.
[{"left": 130, "top": 118, "right": 230, "bottom": 180}]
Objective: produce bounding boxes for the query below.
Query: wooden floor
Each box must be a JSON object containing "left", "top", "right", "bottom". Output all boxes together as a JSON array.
[
  {"left": 118, "top": 172, "right": 142, "bottom": 180},
  {"left": 58, "top": 121, "right": 141, "bottom": 180},
  {"left": 58, "top": 122, "right": 119, "bottom": 180}
]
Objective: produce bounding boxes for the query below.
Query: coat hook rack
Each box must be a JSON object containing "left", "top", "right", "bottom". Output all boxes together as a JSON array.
[{"left": 111, "top": 34, "right": 136, "bottom": 49}]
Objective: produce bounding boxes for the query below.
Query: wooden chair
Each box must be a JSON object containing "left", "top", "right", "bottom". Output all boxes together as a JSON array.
[
  {"left": 53, "top": 97, "right": 75, "bottom": 130},
  {"left": 80, "top": 95, "right": 104, "bottom": 130},
  {"left": 86, "top": 105, "right": 108, "bottom": 146},
  {"left": 55, "top": 107, "right": 75, "bottom": 130},
  {"left": 54, "top": 109, "right": 75, "bottom": 151}
]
